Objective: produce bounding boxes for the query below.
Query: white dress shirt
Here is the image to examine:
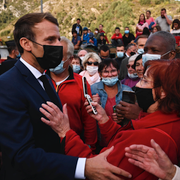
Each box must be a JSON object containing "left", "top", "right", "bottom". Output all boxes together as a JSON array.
[{"left": 20, "top": 58, "right": 86, "bottom": 179}]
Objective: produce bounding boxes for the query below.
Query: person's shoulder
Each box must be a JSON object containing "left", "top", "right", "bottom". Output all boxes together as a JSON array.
[
  {"left": 167, "top": 15, "right": 172, "bottom": 19},
  {"left": 91, "top": 81, "right": 102, "bottom": 90},
  {"left": 121, "top": 84, "right": 133, "bottom": 91}
]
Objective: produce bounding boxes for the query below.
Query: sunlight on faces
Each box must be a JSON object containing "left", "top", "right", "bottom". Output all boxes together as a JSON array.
[
  {"left": 137, "top": 38, "right": 147, "bottom": 50},
  {"left": 128, "top": 61, "right": 136, "bottom": 74},
  {"left": 31, "top": 19, "right": 61, "bottom": 58},
  {"left": 135, "top": 58, "right": 144, "bottom": 78},
  {"left": 100, "top": 63, "right": 118, "bottom": 78}
]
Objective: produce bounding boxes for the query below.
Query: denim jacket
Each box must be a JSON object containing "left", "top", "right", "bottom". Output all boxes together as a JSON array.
[{"left": 91, "top": 80, "right": 132, "bottom": 109}]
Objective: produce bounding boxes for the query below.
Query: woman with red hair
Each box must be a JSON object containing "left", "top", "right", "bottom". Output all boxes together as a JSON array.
[{"left": 40, "top": 59, "right": 180, "bottom": 180}]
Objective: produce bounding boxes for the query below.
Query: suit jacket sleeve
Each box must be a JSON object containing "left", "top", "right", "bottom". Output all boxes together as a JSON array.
[{"left": 0, "top": 77, "right": 78, "bottom": 180}]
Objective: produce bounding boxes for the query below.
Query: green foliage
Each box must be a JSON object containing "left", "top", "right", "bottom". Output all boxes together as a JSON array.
[
  {"left": 140, "top": 0, "right": 151, "bottom": 5},
  {"left": 1, "top": 30, "right": 10, "bottom": 36}
]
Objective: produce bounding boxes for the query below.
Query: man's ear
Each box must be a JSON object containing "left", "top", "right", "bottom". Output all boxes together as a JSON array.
[
  {"left": 160, "top": 87, "right": 166, "bottom": 99},
  {"left": 19, "top": 37, "right": 32, "bottom": 52},
  {"left": 169, "top": 50, "right": 176, "bottom": 60}
]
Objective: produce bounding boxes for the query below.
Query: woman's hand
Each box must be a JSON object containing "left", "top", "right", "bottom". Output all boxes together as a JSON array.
[
  {"left": 84, "top": 100, "right": 109, "bottom": 124},
  {"left": 39, "top": 101, "right": 70, "bottom": 138},
  {"left": 92, "top": 93, "right": 101, "bottom": 104},
  {"left": 125, "top": 139, "right": 176, "bottom": 180}
]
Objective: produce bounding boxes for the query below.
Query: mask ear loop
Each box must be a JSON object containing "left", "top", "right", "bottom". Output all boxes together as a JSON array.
[{"left": 161, "top": 50, "right": 171, "bottom": 58}]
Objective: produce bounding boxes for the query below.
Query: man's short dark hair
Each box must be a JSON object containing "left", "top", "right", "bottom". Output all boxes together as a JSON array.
[
  {"left": 161, "top": 8, "right": 166, "bottom": 12},
  {"left": 125, "top": 44, "right": 135, "bottom": 51},
  {"left": 116, "top": 45, "right": 124, "bottom": 48},
  {"left": 13, "top": 12, "right": 59, "bottom": 54},
  {"left": 77, "top": 18, "right": 80, "bottom": 21},
  {"left": 115, "top": 27, "right": 120, "bottom": 31},
  {"left": 146, "top": 10, "right": 151, "bottom": 14},
  {"left": 72, "top": 30, "right": 77, "bottom": 34},
  {"left": 136, "top": 35, "right": 148, "bottom": 44},
  {"left": 100, "top": 24, "right": 103, "bottom": 27},
  {"left": 99, "top": 45, "right": 110, "bottom": 52}
]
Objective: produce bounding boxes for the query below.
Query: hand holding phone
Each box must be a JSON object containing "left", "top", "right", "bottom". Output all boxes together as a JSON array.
[{"left": 82, "top": 76, "right": 97, "bottom": 115}]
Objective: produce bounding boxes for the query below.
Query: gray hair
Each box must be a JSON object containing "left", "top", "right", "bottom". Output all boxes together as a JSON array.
[
  {"left": 83, "top": 52, "right": 101, "bottom": 67},
  {"left": 128, "top": 54, "right": 139, "bottom": 63},
  {"left": 150, "top": 31, "right": 176, "bottom": 51},
  {"left": 60, "top": 36, "right": 74, "bottom": 59}
]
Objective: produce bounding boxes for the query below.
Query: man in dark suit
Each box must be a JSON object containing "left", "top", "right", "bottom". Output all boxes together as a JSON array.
[
  {"left": 0, "top": 40, "right": 19, "bottom": 75},
  {"left": 0, "top": 12, "right": 129, "bottom": 180}
]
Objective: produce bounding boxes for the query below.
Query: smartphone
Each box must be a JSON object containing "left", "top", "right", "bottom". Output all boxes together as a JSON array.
[
  {"left": 113, "top": 105, "right": 116, "bottom": 113},
  {"left": 122, "top": 91, "right": 136, "bottom": 104},
  {"left": 82, "top": 76, "right": 97, "bottom": 115}
]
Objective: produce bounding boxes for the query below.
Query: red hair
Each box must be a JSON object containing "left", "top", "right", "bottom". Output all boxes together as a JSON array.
[{"left": 145, "top": 59, "right": 180, "bottom": 116}]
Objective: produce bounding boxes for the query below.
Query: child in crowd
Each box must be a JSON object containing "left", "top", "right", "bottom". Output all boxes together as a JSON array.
[{"left": 111, "top": 27, "right": 123, "bottom": 47}]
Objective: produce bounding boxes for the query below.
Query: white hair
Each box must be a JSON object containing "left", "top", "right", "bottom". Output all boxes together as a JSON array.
[
  {"left": 60, "top": 36, "right": 74, "bottom": 59},
  {"left": 83, "top": 52, "right": 102, "bottom": 67},
  {"left": 128, "top": 54, "right": 139, "bottom": 63}
]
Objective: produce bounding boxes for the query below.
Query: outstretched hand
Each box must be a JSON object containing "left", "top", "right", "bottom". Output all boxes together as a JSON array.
[
  {"left": 84, "top": 100, "right": 109, "bottom": 124},
  {"left": 125, "top": 139, "right": 176, "bottom": 180},
  {"left": 85, "top": 146, "right": 132, "bottom": 180},
  {"left": 40, "top": 101, "right": 70, "bottom": 138}
]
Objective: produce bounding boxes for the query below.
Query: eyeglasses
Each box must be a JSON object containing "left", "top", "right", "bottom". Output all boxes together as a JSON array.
[
  {"left": 102, "top": 69, "right": 117, "bottom": 75},
  {"left": 87, "top": 61, "right": 99, "bottom": 66},
  {"left": 126, "top": 64, "right": 134, "bottom": 69}
]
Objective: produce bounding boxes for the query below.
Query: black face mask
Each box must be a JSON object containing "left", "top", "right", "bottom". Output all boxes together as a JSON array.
[
  {"left": 30, "top": 40, "right": 63, "bottom": 70},
  {"left": 130, "top": 52, "right": 136, "bottom": 56},
  {"left": 135, "top": 87, "right": 156, "bottom": 112}
]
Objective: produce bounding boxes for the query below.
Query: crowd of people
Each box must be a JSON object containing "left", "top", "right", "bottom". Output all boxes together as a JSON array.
[
  {"left": 71, "top": 8, "right": 180, "bottom": 51},
  {"left": 0, "top": 6, "right": 180, "bottom": 180}
]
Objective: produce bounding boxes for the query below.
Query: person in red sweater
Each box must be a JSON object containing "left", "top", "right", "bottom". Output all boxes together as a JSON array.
[
  {"left": 99, "top": 24, "right": 109, "bottom": 44},
  {"left": 111, "top": 27, "right": 123, "bottom": 47},
  {"left": 47, "top": 36, "right": 97, "bottom": 151},
  {"left": 41, "top": 59, "right": 180, "bottom": 180}
]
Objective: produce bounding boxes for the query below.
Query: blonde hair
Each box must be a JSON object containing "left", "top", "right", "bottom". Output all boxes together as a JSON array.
[{"left": 83, "top": 52, "right": 101, "bottom": 68}]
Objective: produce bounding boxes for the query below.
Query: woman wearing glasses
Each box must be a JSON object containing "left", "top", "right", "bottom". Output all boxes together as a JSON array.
[
  {"left": 90, "top": 59, "right": 132, "bottom": 120},
  {"left": 79, "top": 52, "right": 101, "bottom": 85},
  {"left": 40, "top": 59, "right": 180, "bottom": 180},
  {"left": 121, "top": 54, "right": 140, "bottom": 88}
]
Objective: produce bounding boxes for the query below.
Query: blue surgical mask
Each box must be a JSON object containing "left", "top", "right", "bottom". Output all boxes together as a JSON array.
[
  {"left": 49, "top": 58, "right": 68, "bottom": 74},
  {"left": 125, "top": 30, "right": 129, "bottom": 34},
  {"left": 142, "top": 51, "right": 171, "bottom": 66},
  {"left": 102, "top": 76, "right": 119, "bottom": 86},
  {"left": 117, "top": 52, "right": 124, "bottom": 58},
  {"left": 137, "top": 48, "right": 144, "bottom": 54},
  {"left": 72, "top": 64, "right": 81, "bottom": 73}
]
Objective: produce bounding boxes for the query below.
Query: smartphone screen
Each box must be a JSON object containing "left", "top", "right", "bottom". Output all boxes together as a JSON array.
[{"left": 122, "top": 91, "right": 136, "bottom": 104}]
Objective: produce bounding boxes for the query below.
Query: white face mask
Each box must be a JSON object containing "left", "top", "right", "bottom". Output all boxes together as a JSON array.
[
  {"left": 86, "top": 66, "right": 98, "bottom": 76},
  {"left": 95, "top": 31, "right": 98, "bottom": 34},
  {"left": 80, "top": 56, "right": 85, "bottom": 62},
  {"left": 128, "top": 72, "right": 138, "bottom": 79},
  {"left": 142, "top": 51, "right": 171, "bottom": 66}
]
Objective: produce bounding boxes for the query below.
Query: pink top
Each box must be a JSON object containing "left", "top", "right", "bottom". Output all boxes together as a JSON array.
[
  {"left": 136, "top": 22, "right": 149, "bottom": 32},
  {"left": 105, "top": 96, "right": 116, "bottom": 119},
  {"left": 146, "top": 17, "right": 156, "bottom": 26}
]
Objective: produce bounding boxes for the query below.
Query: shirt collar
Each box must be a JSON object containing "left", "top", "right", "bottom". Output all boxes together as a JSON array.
[{"left": 20, "top": 57, "right": 45, "bottom": 79}]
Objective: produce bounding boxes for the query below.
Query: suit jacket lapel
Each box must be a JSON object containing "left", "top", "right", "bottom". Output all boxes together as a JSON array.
[{"left": 15, "top": 60, "right": 50, "bottom": 102}]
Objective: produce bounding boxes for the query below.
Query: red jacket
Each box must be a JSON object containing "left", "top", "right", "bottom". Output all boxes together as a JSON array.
[
  {"left": 99, "top": 30, "right": 109, "bottom": 44},
  {"left": 47, "top": 68, "right": 97, "bottom": 150},
  {"left": 111, "top": 33, "right": 123, "bottom": 40},
  {"left": 63, "top": 111, "right": 180, "bottom": 179}
]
